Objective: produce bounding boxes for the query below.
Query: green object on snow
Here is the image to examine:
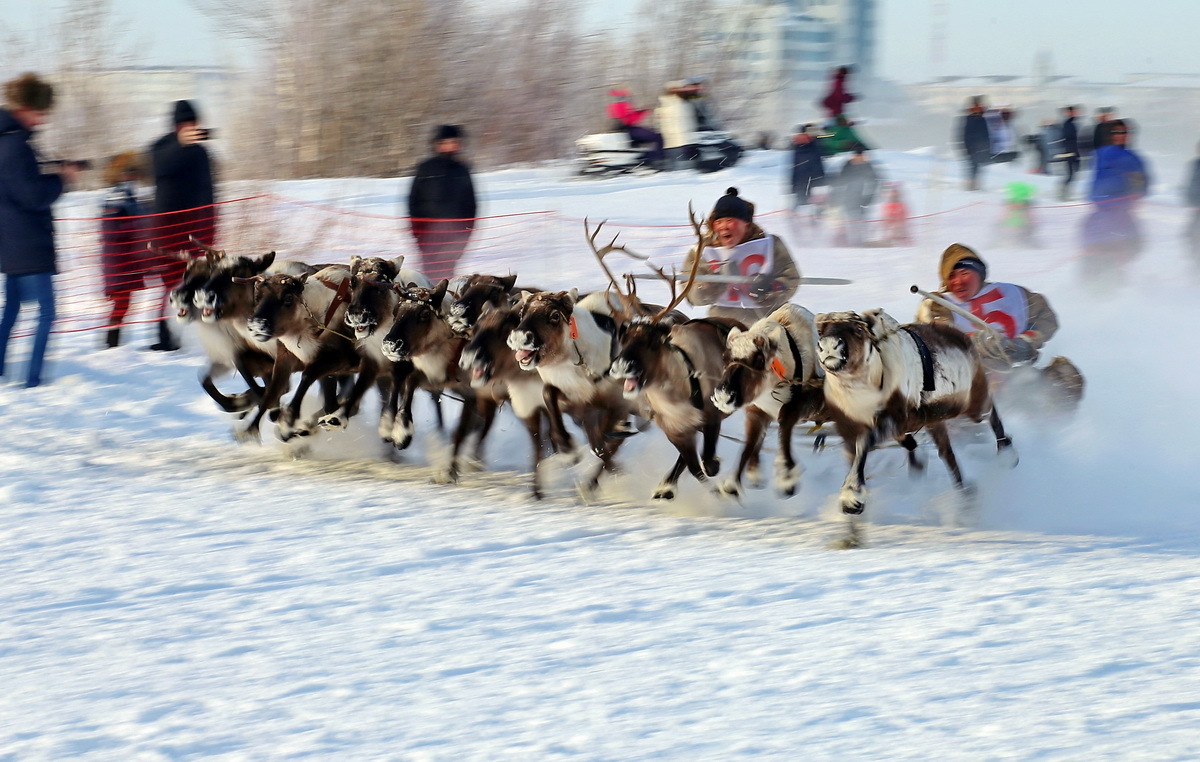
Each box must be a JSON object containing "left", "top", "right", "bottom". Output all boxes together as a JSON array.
[{"left": 1005, "top": 181, "right": 1036, "bottom": 203}]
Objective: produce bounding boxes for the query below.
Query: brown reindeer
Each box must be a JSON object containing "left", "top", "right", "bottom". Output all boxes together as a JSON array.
[
  {"left": 380, "top": 279, "right": 500, "bottom": 483},
  {"left": 237, "top": 266, "right": 359, "bottom": 442},
  {"left": 815, "top": 308, "right": 1016, "bottom": 547},
  {"left": 598, "top": 212, "right": 742, "bottom": 501},
  {"left": 710, "top": 303, "right": 829, "bottom": 499},
  {"left": 318, "top": 255, "right": 432, "bottom": 437},
  {"left": 446, "top": 273, "right": 521, "bottom": 336}
]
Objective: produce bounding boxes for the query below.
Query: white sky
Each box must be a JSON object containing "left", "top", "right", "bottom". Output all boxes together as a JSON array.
[{"left": 3, "top": 0, "right": 1200, "bottom": 83}]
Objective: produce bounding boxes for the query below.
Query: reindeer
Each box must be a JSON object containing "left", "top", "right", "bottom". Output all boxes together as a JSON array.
[
  {"left": 594, "top": 213, "right": 740, "bottom": 501},
  {"left": 318, "top": 255, "right": 432, "bottom": 438},
  {"left": 710, "top": 303, "right": 829, "bottom": 499},
  {"left": 236, "top": 265, "right": 359, "bottom": 442},
  {"left": 165, "top": 240, "right": 282, "bottom": 414},
  {"left": 379, "top": 279, "right": 498, "bottom": 482},
  {"left": 507, "top": 270, "right": 638, "bottom": 496},
  {"left": 446, "top": 273, "right": 521, "bottom": 336},
  {"left": 815, "top": 309, "right": 1016, "bottom": 547}
]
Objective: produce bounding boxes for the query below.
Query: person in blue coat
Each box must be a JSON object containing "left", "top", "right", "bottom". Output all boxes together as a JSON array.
[
  {"left": 1082, "top": 119, "right": 1150, "bottom": 280},
  {"left": 0, "top": 73, "right": 79, "bottom": 388}
]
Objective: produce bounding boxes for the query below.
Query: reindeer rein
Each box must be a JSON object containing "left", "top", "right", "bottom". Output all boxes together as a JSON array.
[{"left": 300, "top": 292, "right": 355, "bottom": 343}]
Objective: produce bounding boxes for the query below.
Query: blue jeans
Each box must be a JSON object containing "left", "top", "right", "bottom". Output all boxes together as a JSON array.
[{"left": 0, "top": 272, "right": 57, "bottom": 388}]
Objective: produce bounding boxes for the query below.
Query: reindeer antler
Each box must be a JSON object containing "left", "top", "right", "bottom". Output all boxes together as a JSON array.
[
  {"left": 584, "top": 218, "right": 648, "bottom": 319},
  {"left": 188, "top": 235, "right": 226, "bottom": 261},
  {"left": 651, "top": 203, "right": 705, "bottom": 321}
]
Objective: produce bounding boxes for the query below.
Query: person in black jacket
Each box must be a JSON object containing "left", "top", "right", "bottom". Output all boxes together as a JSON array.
[
  {"left": 149, "top": 99, "right": 215, "bottom": 350},
  {"left": 0, "top": 73, "right": 79, "bottom": 388},
  {"left": 788, "top": 123, "right": 826, "bottom": 225},
  {"left": 1059, "top": 105, "right": 1080, "bottom": 201},
  {"left": 1092, "top": 107, "right": 1116, "bottom": 153},
  {"left": 407, "top": 124, "right": 478, "bottom": 278},
  {"left": 959, "top": 96, "right": 992, "bottom": 191}
]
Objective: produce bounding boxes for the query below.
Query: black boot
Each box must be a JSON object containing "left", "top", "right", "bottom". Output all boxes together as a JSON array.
[
  {"left": 104, "top": 328, "right": 120, "bottom": 349},
  {"left": 148, "top": 320, "right": 180, "bottom": 352}
]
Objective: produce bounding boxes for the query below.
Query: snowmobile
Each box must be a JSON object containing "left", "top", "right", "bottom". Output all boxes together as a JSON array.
[{"left": 574, "top": 129, "right": 743, "bottom": 177}]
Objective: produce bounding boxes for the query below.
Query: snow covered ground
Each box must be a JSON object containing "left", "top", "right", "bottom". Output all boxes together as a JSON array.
[{"left": 2, "top": 147, "right": 1199, "bottom": 759}]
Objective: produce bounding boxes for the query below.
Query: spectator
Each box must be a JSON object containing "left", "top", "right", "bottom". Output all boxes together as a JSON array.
[
  {"left": 0, "top": 73, "right": 79, "bottom": 388},
  {"left": 150, "top": 99, "right": 216, "bottom": 351},
  {"left": 879, "top": 181, "right": 912, "bottom": 246},
  {"left": 959, "top": 96, "right": 991, "bottom": 191},
  {"left": 1092, "top": 107, "right": 1116, "bottom": 151},
  {"left": 99, "top": 151, "right": 166, "bottom": 349},
  {"left": 787, "top": 123, "right": 825, "bottom": 221},
  {"left": 832, "top": 145, "right": 880, "bottom": 247},
  {"left": 1059, "top": 105, "right": 1080, "bottom": 201},
  {"left": 1082, "top": 119, "right": 1150, "bottom": 278},
  {"left": 683, "top": 187, "right": 800, "bottom": 325},
  {"left": 819, "top": 65, "right": 856, "bottom": 120},
  {"left": 606, "top": 88, "right": 664, "bottom": 169},
  {"left": 407, "top": 124, "right": 478, "bottom": 278}
]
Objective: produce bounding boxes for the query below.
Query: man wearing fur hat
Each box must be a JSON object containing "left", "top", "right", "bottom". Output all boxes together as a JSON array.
[
  {"left": 916, "top": 243, "right": 1059, "bottom": 366},
  {"left": 407, "top": 124, "right": 477, "bottom": 278},
  {"left": 683, "top": 187, "right": 800, "bottom": 325},
  {"left": 149, "top": 99, "right": 216, "bottom": 351},
  {"left": 0, "top": 73, "right": 79, "bottom": 388}
]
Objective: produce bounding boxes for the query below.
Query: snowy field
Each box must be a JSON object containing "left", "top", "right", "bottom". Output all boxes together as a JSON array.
[{"left": 2, "top": 146, "right": 1200, "bottom": 759}]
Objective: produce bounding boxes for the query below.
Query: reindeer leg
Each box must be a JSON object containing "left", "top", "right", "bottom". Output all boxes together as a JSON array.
[
  {"left": 775, "top": 399, "right": 804, "bottom": 498},
  {"left": 653, "top": 456, "right": 690, "bottom": 501},
  {"left": 380, "top": 361, "right": 411, "bottom": 443},
  {"left": 470, "top": 398, "right": 499, "bottom": 466},
  {"left": 900, "top": 432, "right": 925, "bottom": 475},
  {"left": 989, "top": 407, "right": 1018, "bottom": 467},
  {"left": 435, "top": 392, "right": 477, "bottom": 484},
  {"left": 927, "top": 422, "right": 965, "bottom": 489},
  {"left": 542, "top": 385, "right": 578, "bottom": 461},
  {"left": 700, "top": 414, "right": 722, "bottom": 478},
  {"left": 237, "top": 351, "right": 296, "bottom": 443},
  {"left": 526, "top": 412, "right": 545, "bottom": 500},
  {"left": 320, "top": 363, "right": 378, "bottom": 430},
  {"left": 201, "top": 372, "right": 257, "bottom": 414},
  {"left": 278, "top": 369, "right": 323, "bottom": 441},
  {"left": 391, "top": 373, "right": 420, "bottom": 450},
  {"left": 719, "top": 407, "right": 768, "bottom": 497},
  {"left": 839, "top": 428, "right": 876, "bottom": 515}
]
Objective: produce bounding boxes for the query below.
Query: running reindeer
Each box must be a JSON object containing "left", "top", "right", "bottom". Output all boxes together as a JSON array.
[
  {"left": 815, "top": 308, "right": 1017, "bottom": 548},
  {"left": 600, "top": 210, "right": 744, "bottom": 501},
  {"left": 710, "top": 303, "right": 829, "bottom": 499}
]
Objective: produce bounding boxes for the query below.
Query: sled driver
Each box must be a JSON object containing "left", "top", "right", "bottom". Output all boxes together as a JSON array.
[
  {"left": 683, "top": 187, "right": 800, "bottom": 325},
  {"left": 915, "top": 242, "right": 1083, "bottom": 405}
]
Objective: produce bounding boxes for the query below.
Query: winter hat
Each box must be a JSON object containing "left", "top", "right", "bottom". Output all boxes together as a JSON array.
[
  {"left": 433, "top": 124, "right": 464, "bottom": 142},
  {"left": 710, "top": 187, "right": 755, "bottom": 223},
  {"left": 939, "top": 242, "right": 987, "bottom": 286},
  {"left": 951, "top": 257, "right": 987, "bottom": 280},
  {"left": 173, "top": 100, "right": 199, "bottom": 124}
]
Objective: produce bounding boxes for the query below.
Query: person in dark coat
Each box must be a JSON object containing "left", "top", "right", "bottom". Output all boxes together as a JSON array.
[
  {"left": 788, "top": 123, "right": 825, "bottom": 221},
  {"left": 1091, "top": 107, "right": 1116, "bottom": 152},
  {"left": 149, "top": 99, "right": 215, "bottom": 350},
  {"left": 407, "top": 124, "right": 478, "bottom": 278},
  {"left": 0, "top": 73, "right": 78, "bottom": 388},
  {"left": 1059, "top": 105, "right": 1080, "bottom": 201},
  {"left": 959, "top": 96, "right": 992, "bottom": 191}
]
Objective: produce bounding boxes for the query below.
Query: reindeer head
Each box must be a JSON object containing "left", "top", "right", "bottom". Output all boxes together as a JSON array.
[
  {"left": 349, "top": 255, "right": 404, "bottom": 283},
  {"left": 608, "top": 318, "right": 671, "bottom": 399},
  {"left": 381, "top": 279, "right": 451, "bottom": 363},
  {"left": 459, "top": 303, "right": 523, "bottom": 388},
  {"left": 244, "top": 272, "right": 309, "bottom": 342},
  {"left": 507, "top": 290, "right": 577, "bottom": 371},
  {"left": 344, "top": 274, "right": 400, "bottom": 340},
  {"left": 816, "top": 310, "right": 896, "bottom": 374},
  {"left": 169, "top": 246, "right": 221, "bottom": 321},
  {"left": 448, "top": 273, "right": 519, "bottom": 336},
  {"left": 194, "top": 251, "right": 276, "bottom": 323},
  {"left": 712, "top": 326, "right": 782, "bottom": 414}
]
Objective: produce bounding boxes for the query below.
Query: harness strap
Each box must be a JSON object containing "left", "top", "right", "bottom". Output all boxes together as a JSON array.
[
  {"left": 900, "top": 326, "right": 936, "bottom": 392},
  {"left": 323, "top": 277, "right": 352, "bottom": 326},
  {"left": 668, "top": 340, "right": 706, "bottom": 410}
]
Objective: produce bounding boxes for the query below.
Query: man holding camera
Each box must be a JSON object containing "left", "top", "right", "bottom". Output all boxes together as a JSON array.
[
  {"left": 0, "top": 73, "right": 80, "bottom": 388},
  {"left": 148, "top": 99, "right": 216, "bottom": 351}
]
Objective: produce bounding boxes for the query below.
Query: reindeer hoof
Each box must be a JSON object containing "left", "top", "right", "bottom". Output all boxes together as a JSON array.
[
  {"left": 431, "top": 468, "right": 458, "bottom": 485},
  {"left": 716, "top": 479, "right": 742, "bottom": 499},
  {"left": 652, "top": 485, "right": 676, "bottom": 501},
  {"left": 702, "top": 457, "right": 721, "bottom": 478},
  {"left": 841, "top": 499, "right": 864, "bottom": 516},
  {"left": 234, "top": 426, "right": 261, "bottom": 444},
  {"left": 318, "top": 412, "right": 346, "bottom": 430}
]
